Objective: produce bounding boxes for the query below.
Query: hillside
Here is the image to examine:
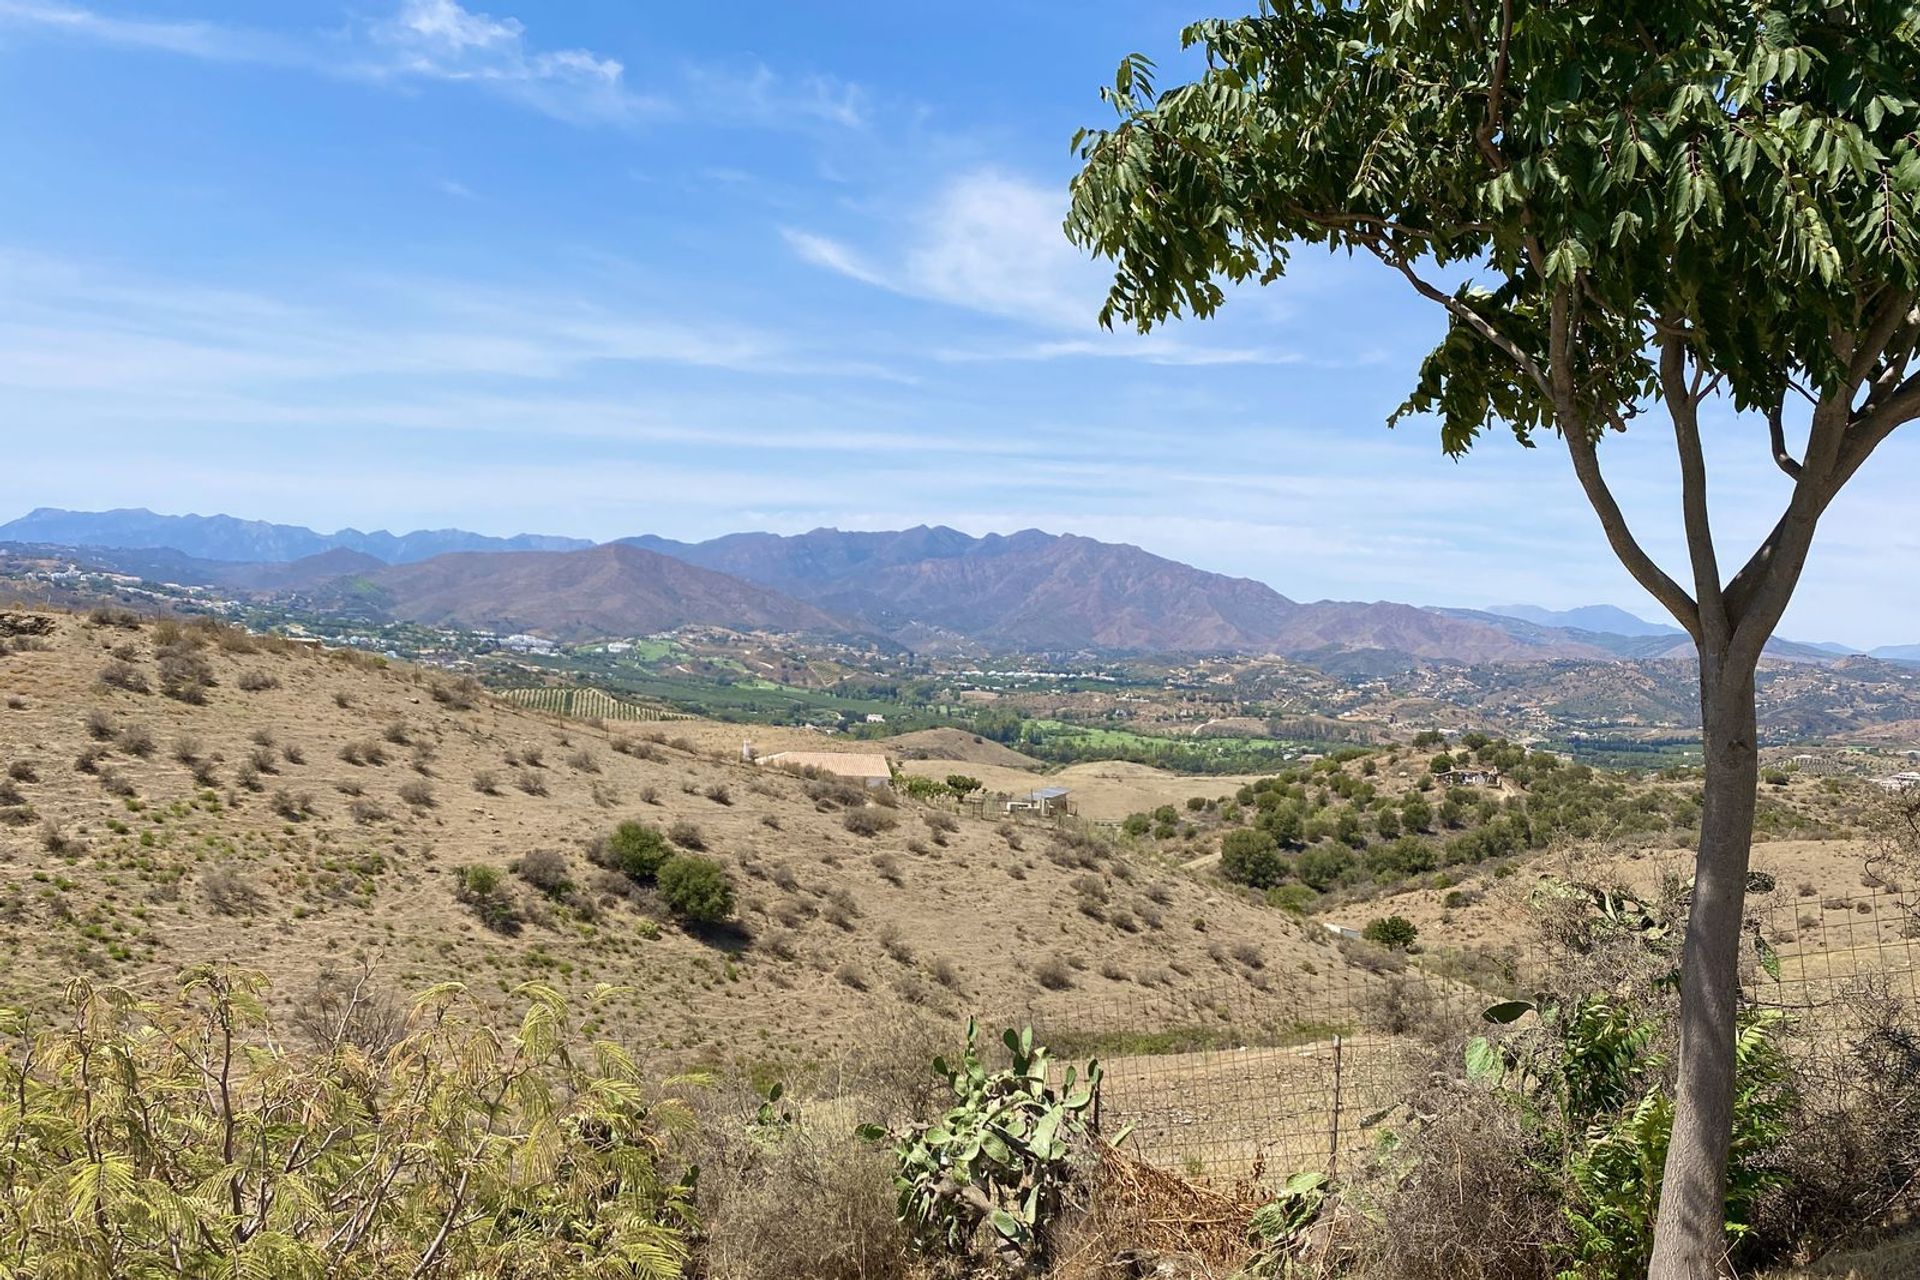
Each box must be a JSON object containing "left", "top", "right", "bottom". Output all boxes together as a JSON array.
[{"left": 0, "top": 609, "right": 1343, "bottom": 1068}]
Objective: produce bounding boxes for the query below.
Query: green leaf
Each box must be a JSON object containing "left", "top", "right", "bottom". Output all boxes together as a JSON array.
[
  {"left": 1754, "top": 935, "right": 1782, "bottom": 982},
  {"left": 1465, "top": 1036, "right": 1505, "bottom": 1085},
  {"left": 1483, "top": 1000, "right": 1536, "bottom": 1024}
]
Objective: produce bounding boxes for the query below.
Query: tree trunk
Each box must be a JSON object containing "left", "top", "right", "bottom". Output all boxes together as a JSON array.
[{"left": 1648, "top": 656, "right": 1760, "bottom": 1280}]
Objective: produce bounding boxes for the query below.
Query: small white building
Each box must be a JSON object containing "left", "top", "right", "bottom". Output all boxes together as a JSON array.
[{"left": 1874, "top": 772, "right": 1920, "bottom": 793}]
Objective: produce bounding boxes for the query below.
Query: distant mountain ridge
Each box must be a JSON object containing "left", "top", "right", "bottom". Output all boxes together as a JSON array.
[
  {"left": 1487, "top": 603, "right": 1683, "bottom": 638},
  {"left": 306, "top": 543, "right": 849, "bottom": 641},
  {"left": 0, "top": 508, "right": 592, "bottom": 564},
  {"left": 622, "top": 525, "right": 1598, "bottom": 659},
  {"left": 8, "top": 509, "right": 1907, "bottom": 664}
]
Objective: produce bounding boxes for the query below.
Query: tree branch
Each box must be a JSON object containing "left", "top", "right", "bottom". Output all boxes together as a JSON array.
[
  {"left": 1662, "top": 335, "right": 1726, "bottom": 643},
  {"left": 1368, "top": 245, "right": 1555, "bottom": 401},
  {"left": 1767, "top": 400, "right": 1803, "bottom": 481},
  {"left": 1564, "top": 425, "right": 1702, "bottom": 641}
]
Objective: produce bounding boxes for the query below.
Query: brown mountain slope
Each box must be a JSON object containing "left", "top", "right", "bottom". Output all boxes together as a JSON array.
[
  {"left": 319, "top": 542, "right": 852, "bottom": 641},
  {"left": 1272, "top": 600, "right": 1612, "bottom": 663},
  {"left": 629, "top": 525, "right": 1597, "bottom": 660},
  {"left": 0, "top": 610, "right": 1351, "bottom": 1068}
]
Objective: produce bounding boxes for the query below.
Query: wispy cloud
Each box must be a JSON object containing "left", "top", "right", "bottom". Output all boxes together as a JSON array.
[
  {"left": 0, "top": 0, "right": 283, "bottom": 59},
  {"left": 0, "top": 1, "right": 868, "bottom": 132},
  {"left": 686, "top": 60, "right": 868, "bottom": 130},
  {"left": 0, "top": 250, "right": 911, "bottom": 393},
  {"left": 787, "top": 170, "right": 1099, "bottom": 327},
  {"left": 358, "top": 0, "right": 660, "bottom": 124},
  {"left": 783, "top": 169, "right": 1307, "bottom": 365}
]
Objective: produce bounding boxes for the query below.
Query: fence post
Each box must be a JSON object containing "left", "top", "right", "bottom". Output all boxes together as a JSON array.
[{"left": 1328, "top": 1033, "right": 1343, "bottom": 1178}]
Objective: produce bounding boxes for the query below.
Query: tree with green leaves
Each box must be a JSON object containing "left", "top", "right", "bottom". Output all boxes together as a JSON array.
[{"left": 1066, "top": 5, "right": 1919, "bottom": 1274}]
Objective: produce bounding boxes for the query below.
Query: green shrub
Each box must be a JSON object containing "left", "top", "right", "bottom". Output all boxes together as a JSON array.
[
  {"left": 657, "top": 855, "right": 735, "bottom": 923},
  {"left": 1362, "top": 915, "right": 1419, "bottom": 950},
  {"left": 601, "top": 820, "right": 671, "bottom": 881},
  {"left": 1265, "top": 883, "right": 1317, "bottom": 915},
  {"left": 1220, "top": 828, "right": 1286, "bottom": 888}
]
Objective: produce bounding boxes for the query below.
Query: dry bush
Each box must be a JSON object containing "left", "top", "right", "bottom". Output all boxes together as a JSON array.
[
  {"left": 98, "top": 769, "right": 136, "bottom": 798},
  {"left": 287, "top": 963, "right": 409, "bottom": 1054},
  {"left": 190, "top": 759, "right": 219, "bottom": 788},
  {"left": 282, "top": 743, "right": 306, "bottom": 765},
  {"left": 1354, "top": 1076, "right": 1566, "bottom": 1280},
  {"left": 515, "top": 848, "right": 573, "bottom": 898},
  {"left": 86, "top": 605, "right": 142, "bottom": 629},
  {"left": 339, "top": 740, "right": 388, "bottom": 767},
  {"left": 429, "top": 676, "right": 483, "bottom": 710},
  {"left": 398, "top": 780, "right": 435, "bottom": 809},
  {"left": 7, "top": 760, "right": 37, "bottom": 783},
  {"left": 566, "top": 749, "right": 599, "bottom": 774},
  {"left": 1034, "top": 956, "right": 1075, "bottom": 991},
  {"left": 234, "top": 760, "right": 263, "bottom": 792},
  {"left": 705, "top": 783, "right": 732, "bottom": 806},
  {"left": 76, "top": 746, "right": 114, "bottom": 776},
  {"left": 471, "top": 769, "right": 500, "bottom": 796},
  {"left": 97, "top": 660, "right": 149, "bottom": 693},
  {"left": 695, "top": 1118, "right": 911, "bottom": 1280},
  {"left": 1746, "top": 982, "right": 1920, "bottom": 1263},
  {"left": 270, "top": 789, "right": 313, "bottom": 821},
  {"left": 201, "top": 865, "right": 266, "bottom": 917},
  {"left": 514, "top": 771, "right": 549, "bottom": 797},
  {"left": 843, "top": 807, "right": 897, "bottom": 838},
  {"left": 668, "top": 820, "right": 706, "bottom": 851},
  {"left": 382, "top": 720, "right": 410, "bottom": 746},
  {"left": 84, "top": 709, "right": 118, "bottom": 740},
  {"left": 171, "top": 734, "right": 203, "bottom": 765},
  {"left": 1050, "top": 1142, "right": 1265, "bottom": 1280},
  {"left": 236, "top": 669, "right": 279, "bottom": 692},
  {"left": 157, "top": 646, "right": 216, "bottom": 702},
  {"left": 349, "top": 799, "right": 389, "bottom": 825},
  {"left": 39, "top": 819, "right": 80, "bottom": 856}
]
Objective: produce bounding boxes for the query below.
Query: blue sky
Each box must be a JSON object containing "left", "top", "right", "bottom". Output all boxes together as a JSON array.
[{"left": 0, "top": 1, "right": 1914, "bottom": 647}]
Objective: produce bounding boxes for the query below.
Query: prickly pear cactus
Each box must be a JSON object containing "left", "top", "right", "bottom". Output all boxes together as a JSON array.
[{"left": 860, "top": 1020, "right": 1100, "bottom": 1272}]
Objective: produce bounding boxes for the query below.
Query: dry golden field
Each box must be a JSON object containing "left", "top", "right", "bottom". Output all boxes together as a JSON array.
[{"left": 0, "top": 609, "right": 1354, "bottom": 1076}]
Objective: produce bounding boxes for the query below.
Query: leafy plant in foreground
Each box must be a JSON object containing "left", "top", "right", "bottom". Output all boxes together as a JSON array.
[
  {"left": 860, "top": 1021, "right": 1100, "bottom": 1272},
  {"left": 0, "top": 966, "right": 699, "bottom": 1278}
]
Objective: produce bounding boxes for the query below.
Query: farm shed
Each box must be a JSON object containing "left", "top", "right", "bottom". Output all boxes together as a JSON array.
[{"left": 1005, "top": 786, "right": 1075, "bottom": 818}]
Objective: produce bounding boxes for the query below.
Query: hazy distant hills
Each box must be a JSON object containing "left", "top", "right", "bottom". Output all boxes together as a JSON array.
[
  {"left": 1487, "top": 603, "right": 1683, "bottom": 637},
  {"left": 305, "top": 543, "right": 849, "bottom": 641},
  {"left": 7, "top": 508, "right": 1911, "bottom": 664},
  {"left": 0, "top": 507, "right": 592, "bottom": 564}
]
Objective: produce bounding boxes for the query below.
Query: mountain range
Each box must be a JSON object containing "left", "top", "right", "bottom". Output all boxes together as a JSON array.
[
  {"left": 0, "top": 507, "right": 591, "bottom": 564},
  {"left": 4, "top": 507, "right": 1910, "bottom": 665}
]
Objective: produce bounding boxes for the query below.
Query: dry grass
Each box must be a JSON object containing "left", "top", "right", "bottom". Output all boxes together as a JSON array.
[{"left": 0, "top": 608, "right": 1344, "bottom": 1070}]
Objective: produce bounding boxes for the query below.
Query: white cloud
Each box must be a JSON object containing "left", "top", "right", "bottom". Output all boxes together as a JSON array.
[
  {"left": 361, "top": 0, "right": 659, "bottom": 124},
  {"left": 780, "top": 228, "right": 890, "bottom": 289},
  {"left": 686, "top": 60, "right": 868, "bottom": 130},
  {"left": 0, "top": 250, "right": 910, "bottom": 394},
  {"left": 0, "top": 0, "right": 280, "bottom": 59},
  {"left": 0, "top": 2, "right": 876, "bottom": 132},
  {"left": 788, "top": 170, "right": 1101, "bottom": 328}
]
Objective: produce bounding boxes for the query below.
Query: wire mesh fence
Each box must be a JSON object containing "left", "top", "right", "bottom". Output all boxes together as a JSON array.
[{"left": 974, "top": 889, "right": 1920, "bottom": 1184}]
